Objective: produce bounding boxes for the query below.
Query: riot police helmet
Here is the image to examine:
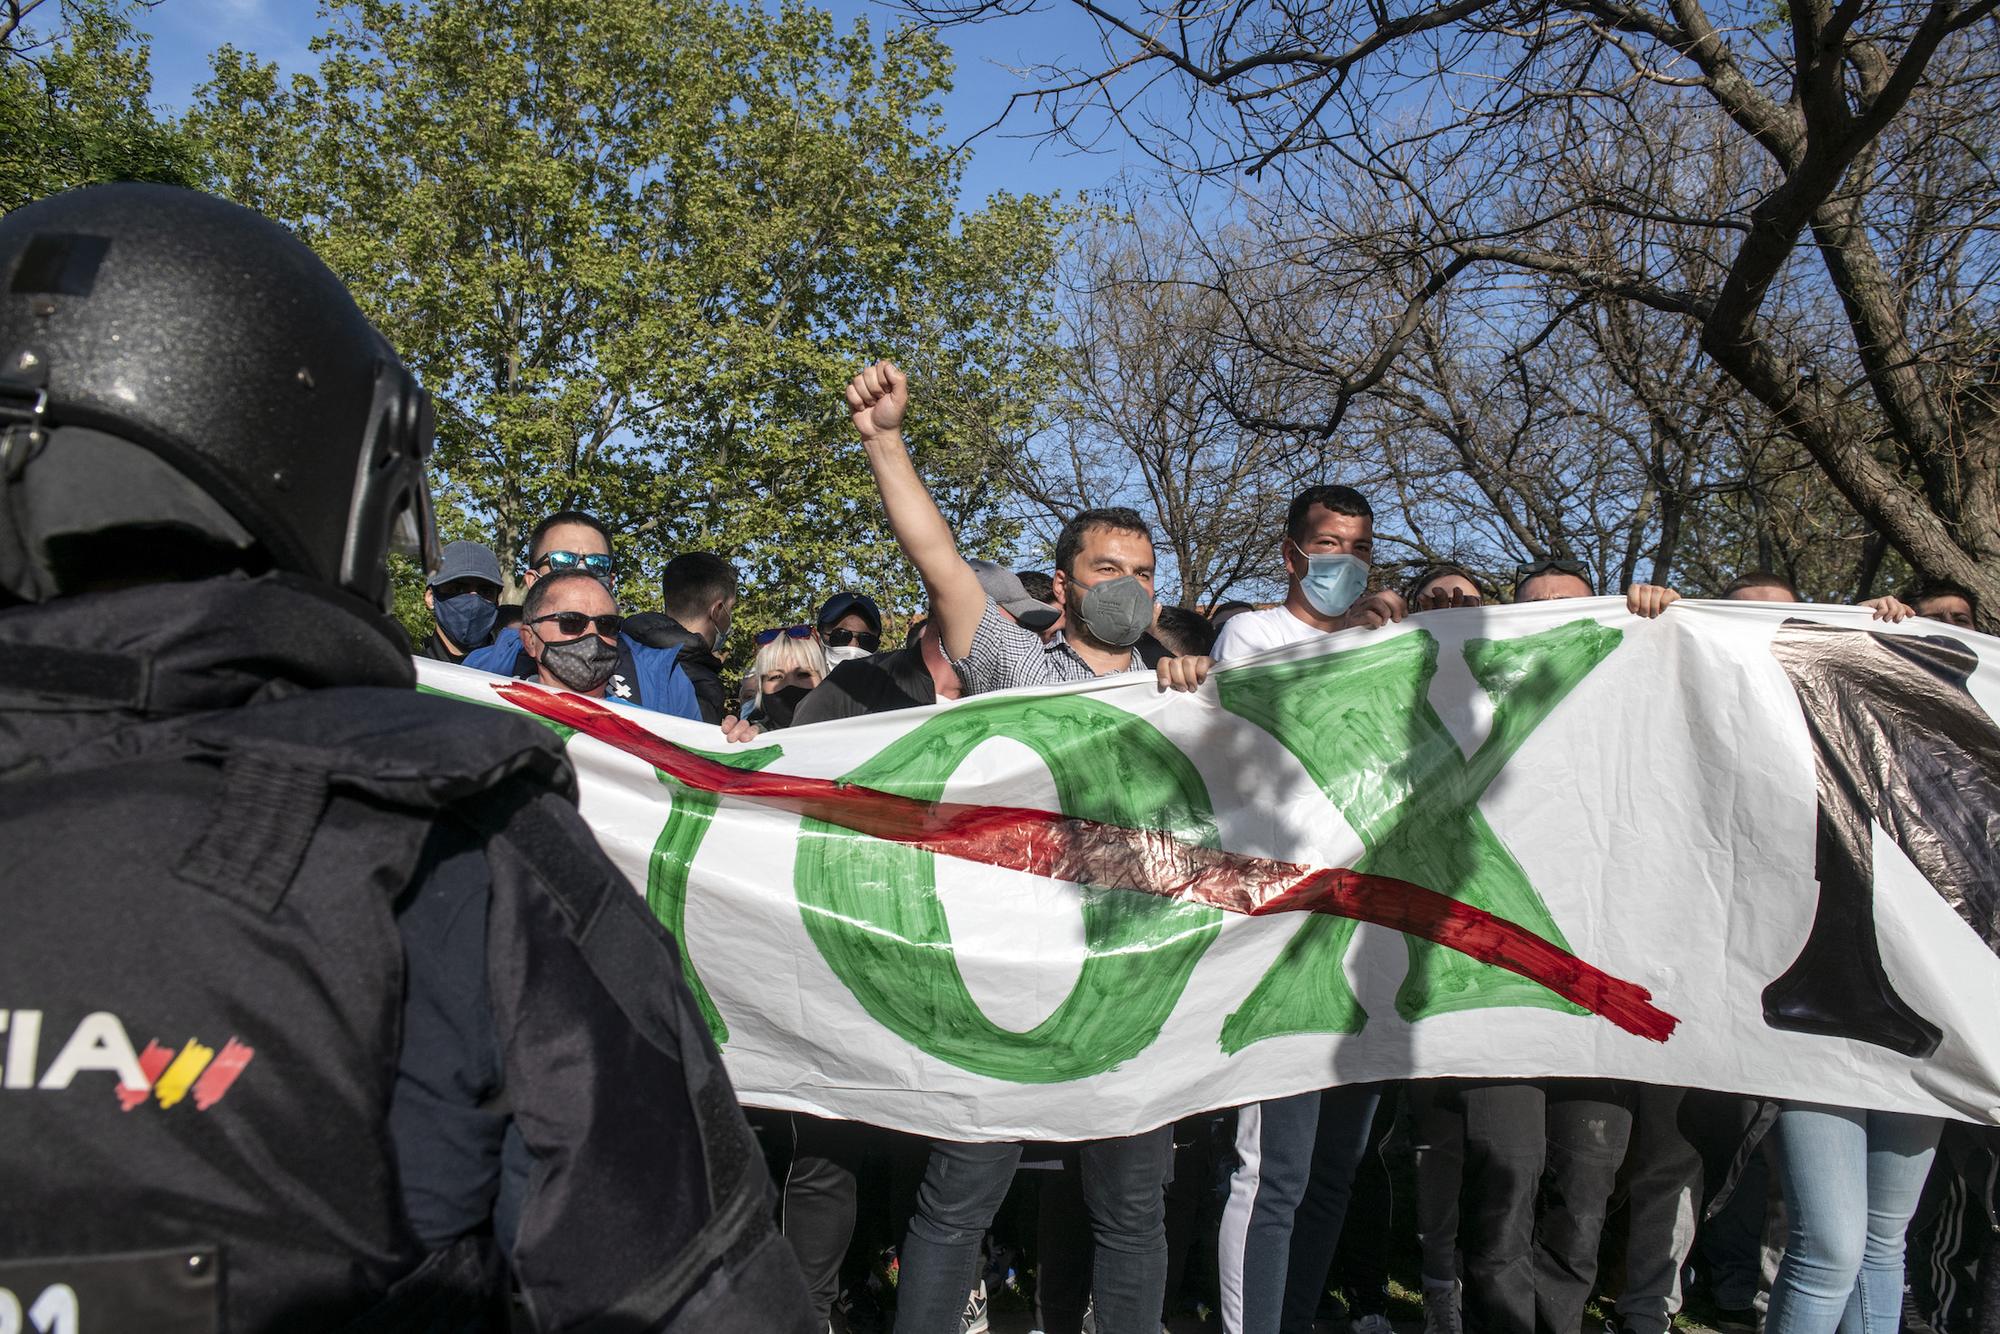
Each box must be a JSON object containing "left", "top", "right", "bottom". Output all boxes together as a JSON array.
[{"left": 0, "top": 183, "right": 436, "bottom": 610}]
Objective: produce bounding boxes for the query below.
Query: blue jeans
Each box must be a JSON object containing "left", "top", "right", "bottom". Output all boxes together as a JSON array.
[
  {"left": 893, "top": 1128, "right": 1173, "bottom": 1334},
  {"left": 1767, "top": 1102, "right": 1942, "bottom": 1334},
  {"left": 1218, "top": 1083, "right": 1383, "bottom": 1334}
]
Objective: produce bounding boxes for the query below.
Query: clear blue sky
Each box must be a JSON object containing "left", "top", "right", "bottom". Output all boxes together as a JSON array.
[{"left": 138, "top": 0, "right": 1143, "bottom": 214}]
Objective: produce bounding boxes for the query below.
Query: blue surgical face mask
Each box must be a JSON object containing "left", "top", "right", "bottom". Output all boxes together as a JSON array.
[
  {"left": 434, "top": 590, "right": 499, "bottom": 650},
  {"left": 1290, "top": 543, "right": 1370, "bottom": 618}
]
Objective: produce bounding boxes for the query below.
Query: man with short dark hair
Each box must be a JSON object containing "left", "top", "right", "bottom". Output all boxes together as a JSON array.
[
  {"left": 843, "top": 359, "right": 1205, "bottom": 1334},
  {"left": 1212, "top": 484, "right": 1406, "bottom": 662},
  {"left": 1209, "top": 483, "right": 1402, "bottom": 1334},
  {"left": 1910, "top": 580, "right": 1978, "bottom": 629},
  {"left": 523, "top": 508, "right": 616, "bottom": 587},
  {"left": 463, "top": 512, "right": 701, "bottom": 719},
  {"left": 1407, "top": 563, "right": 1485, "bottom": 610},
  {"left": 419, "top": 539, "right": 503, "bottom": 662},
  {"left": 1152, "top": 604, "right": 1218, "bottom": 657},
  {"left": 625, "top": 551, "right": 738, "bottom": 722}
]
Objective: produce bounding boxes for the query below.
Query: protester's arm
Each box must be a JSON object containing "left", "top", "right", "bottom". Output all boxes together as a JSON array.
[
  {"left": 1626, "top": 584, "right": 1681, "bottom": 618},
  {"left": 845, "top": 361, "right": 987, "bottom": 661}
]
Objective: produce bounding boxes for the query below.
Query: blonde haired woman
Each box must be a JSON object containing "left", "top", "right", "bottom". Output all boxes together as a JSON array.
[{"left": 746, "top": 625, "right": 828, "bottom": 730}]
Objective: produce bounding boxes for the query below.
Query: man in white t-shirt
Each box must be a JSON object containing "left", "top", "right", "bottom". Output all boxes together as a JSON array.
[
  {"left": 1212, "top": 484, "right": 1406, "bottom": 1334},
  {"left": 1211, "top": 485, "right": 1406, "bottom": 664}
]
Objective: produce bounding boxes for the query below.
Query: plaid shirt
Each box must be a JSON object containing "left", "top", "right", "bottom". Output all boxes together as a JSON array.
[{"left": 950, "top": 598, "right": 1144, "bottom": 695}]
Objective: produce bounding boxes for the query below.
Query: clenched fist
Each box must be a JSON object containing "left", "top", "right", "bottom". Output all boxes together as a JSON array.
[{"left": 846, "top": 360, "right": 908, "bottom": 443}]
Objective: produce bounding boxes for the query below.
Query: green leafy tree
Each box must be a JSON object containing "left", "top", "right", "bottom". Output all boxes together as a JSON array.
[
  {"left": 188, "top": 0, "right": 1065, "bottom": 664},
  {"left": 1, "top": 0, "right": 198, "bottom": 210}
]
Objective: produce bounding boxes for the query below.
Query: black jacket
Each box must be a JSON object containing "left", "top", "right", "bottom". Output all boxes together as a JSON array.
[
  {"left": 793, "top": 644, "right": 937, "bottom": 725},
  {"left": 624, "top": 611, "right": 728, "bottom": 723},
  {"left": 416, "top": 626, "right": 472, "bottom": 662},
  {"left": 0, "top": 575, "right": 812, "bottom": 1333}
]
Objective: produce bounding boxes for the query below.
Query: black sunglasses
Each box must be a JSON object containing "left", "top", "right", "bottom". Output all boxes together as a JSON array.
[
  {"left": 823, "top": 628, "right": 881, "bottom": 651},
  {"left": 1513, "top": 557, "right": 1592, "bottom": 585},
  {"left": 755, "top": 625, "right": 815, "bottom": 646},
  {"left": 529, "top": 611, "right": 623, "bottom": 639},
  {"left": 534, "top": 549, "right": 614, "bottom": 575}
]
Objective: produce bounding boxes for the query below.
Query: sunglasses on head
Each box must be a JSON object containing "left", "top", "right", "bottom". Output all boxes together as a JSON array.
[
  {"left": 1513, "top": 556, "right": 1592, "bottom": 584},
  {"left": 529, "top": 611, "right": 623, "bottom": 639},
  {"left": 755, "top": 625, "right": 815, "bottom": 646},
  {"left": 823, "top": 628, "right": 881, "bottom": 651},
  {"left": 534, "top": 549, "right": 614, "bottom": 575}
]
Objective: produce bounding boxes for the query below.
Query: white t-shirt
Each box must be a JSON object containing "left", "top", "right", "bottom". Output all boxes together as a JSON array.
[{"left": 1211, "top": 604, "right": 1333, "bottom": 663}]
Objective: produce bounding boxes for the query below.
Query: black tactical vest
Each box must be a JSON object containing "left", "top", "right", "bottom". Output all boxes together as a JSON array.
[{"left": 0, "top": 582, "right": 811, "bottom": 1334}]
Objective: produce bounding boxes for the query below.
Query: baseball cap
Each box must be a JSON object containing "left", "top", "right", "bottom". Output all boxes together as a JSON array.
[
  {"left": 967, "top": 559, "right": 1060, "bottom": 631},
  {"left": 817, "top": 590, "right": 882, "bottom": 633},
  {"left": 428, "top": 539, "right": 503, "bottom": 588}
]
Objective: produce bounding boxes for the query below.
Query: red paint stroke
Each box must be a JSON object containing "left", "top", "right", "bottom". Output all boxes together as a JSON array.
[
  {"left": 499, "top": 683, "right": 1678, "bottom": 1042},
  {"left": 117, "top": 1039, "right": 174, "bottom": 1111},
  {"left": 191, "top": 1038, "right": 255, "bottom": 1111}
]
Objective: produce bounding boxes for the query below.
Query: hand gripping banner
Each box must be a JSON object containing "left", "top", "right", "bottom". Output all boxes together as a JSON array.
[{"left": 415, "top": 599, "right": 2000, "bottom": 1141}]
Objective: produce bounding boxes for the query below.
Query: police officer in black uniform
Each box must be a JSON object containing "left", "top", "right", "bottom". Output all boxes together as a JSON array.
[{"left": 0, "top": 184, "right": 814, "bottom": 1333}]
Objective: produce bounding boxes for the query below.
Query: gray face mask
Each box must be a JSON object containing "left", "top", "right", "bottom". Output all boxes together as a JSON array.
[
  {"left": 1070, "top": 574, "right": 1154, "bottom": 649},
  {"left": 538, "top": 634, "right": 620, "bottom": 692}
]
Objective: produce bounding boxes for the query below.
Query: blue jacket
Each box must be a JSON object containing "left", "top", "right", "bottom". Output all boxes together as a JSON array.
[{"left": 462, "top": 627, "right": 701, "bottom": 722}]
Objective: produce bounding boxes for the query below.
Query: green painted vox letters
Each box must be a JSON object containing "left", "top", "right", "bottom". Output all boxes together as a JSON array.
[
  {"left": 1213, "top": 618, "right": 1622, "bottom": 1052},
  {"left": 641, "top": 618, "right": 1621, "bottom": 1076}
]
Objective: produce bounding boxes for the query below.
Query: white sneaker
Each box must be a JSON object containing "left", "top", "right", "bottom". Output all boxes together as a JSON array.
[
  {"left": 1353, "top": 1313, "right": 1395, "bottom": 1334},
  {"left": 1423, "top": 1282, "right": 1463, "bottom": 1334}
]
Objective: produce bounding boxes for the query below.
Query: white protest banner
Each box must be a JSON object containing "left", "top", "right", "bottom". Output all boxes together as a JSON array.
[{"left": 416, "top": 598, "right": 2000, "bottom": 1141}]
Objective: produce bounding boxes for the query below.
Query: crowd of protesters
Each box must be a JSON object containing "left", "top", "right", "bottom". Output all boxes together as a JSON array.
[
  {"left": 413, "top": 359, "right": 1990, "bottom": 1334},
  {"left": 13, "top": 183, "right": 1995, "bottom": 1334}
]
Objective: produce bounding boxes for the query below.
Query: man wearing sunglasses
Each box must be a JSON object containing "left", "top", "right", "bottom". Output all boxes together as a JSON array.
[
  {"left": 524, "top": 509, "right": 618, "bottom": 587},
  {"left": 517, "top": 571, "right": 629, "bottom": 698},
  {"left": 463, "top": 509, "right": 702, "bottom": 720}
]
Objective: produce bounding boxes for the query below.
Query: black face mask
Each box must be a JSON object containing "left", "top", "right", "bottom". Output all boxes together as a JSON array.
[{"left": 757, "top": 682, "right": 815, "bottom": 730}]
